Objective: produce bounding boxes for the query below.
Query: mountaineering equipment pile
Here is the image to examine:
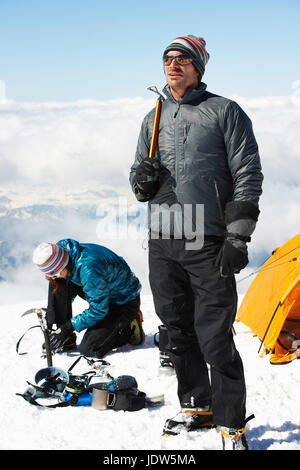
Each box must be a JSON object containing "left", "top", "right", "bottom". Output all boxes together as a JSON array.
[
  {"left": 16, "top": 303, "right": 164, "bottom": 415},
  {"left": 16, "top": 355, "right": 111, "bottom": 408},
  {"left": 236, "top": 233, "right": 300, "bottom": 364},
  {"left": 154, "top": 325, "right": 174, "bottom": 374},
  {"left": 16, "top": 354, "right": 164, "bottom": 411},
  {"left": 162, "top": 408, "right": 214, "bottom": 436}
]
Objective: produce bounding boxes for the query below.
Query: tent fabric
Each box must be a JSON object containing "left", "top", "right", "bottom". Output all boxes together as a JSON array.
[{"left": 236, "top": 233, "right": 300, "bottom": 358}]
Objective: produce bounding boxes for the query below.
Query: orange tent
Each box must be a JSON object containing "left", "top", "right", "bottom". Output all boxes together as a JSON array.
[{"left": 236, "top": 233, "right": 300, "bottom": 364}]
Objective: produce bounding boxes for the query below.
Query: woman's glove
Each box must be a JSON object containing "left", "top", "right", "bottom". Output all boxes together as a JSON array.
[{"left": 49, "top": 320, "right": 74, "bottom": 352}]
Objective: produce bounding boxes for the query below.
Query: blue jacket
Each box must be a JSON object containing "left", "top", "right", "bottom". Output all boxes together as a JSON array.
[{"left": 57, "top": 239, "right": 141, "bottom": 332}]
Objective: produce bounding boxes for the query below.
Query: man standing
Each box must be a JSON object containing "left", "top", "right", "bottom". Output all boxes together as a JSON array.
[{"left": 130, "top": 35, "right": 263, "bottom": 450}]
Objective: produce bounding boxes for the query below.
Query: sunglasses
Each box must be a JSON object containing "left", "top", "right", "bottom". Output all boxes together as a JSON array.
[{"left": 163, "top": 55, "right": 193, "bottom": 66}]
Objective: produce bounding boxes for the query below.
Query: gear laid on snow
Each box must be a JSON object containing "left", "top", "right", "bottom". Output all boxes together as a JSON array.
[
  {"left": 17, "top": 355, "right": 164, "bottom": 412},
  {"left": 163, "top": 408, "right": 214, "bottom": 436},
  {"left": 91, "top": 385, "right": 146, "bottom": 412},
  {"left": 35, "top": 366, "right": 70, "bottom": 395},
  {"left": 95, "top": 375, "right": 138, "bottom": 392}
]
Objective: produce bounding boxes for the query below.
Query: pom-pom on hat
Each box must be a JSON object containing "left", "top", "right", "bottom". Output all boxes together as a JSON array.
[
  {"left": 163, "top": 35, "right": 210, "bottom": 77},
  {"left": 33, "top": 242, "right": 69, "bottom": 277}
]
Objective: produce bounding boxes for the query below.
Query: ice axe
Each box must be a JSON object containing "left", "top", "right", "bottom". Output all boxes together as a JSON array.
[
  {"left": 21, "top": 308, "right": 53, "bottom": 366},
  {"left": 147, "top": 86, "right": 165, "bottom": 159}
]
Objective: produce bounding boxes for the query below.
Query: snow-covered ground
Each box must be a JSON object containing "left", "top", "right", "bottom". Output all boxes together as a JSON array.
[
  {"left": 1, "top": 293, "right": 300, "bottom": 452},
  {"left": 1, "top": 94, "right": 299, "bottom": 455}
]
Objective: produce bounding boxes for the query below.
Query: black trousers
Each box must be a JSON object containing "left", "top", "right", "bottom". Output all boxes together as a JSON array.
[
  {"left": 149, "top": 237, "right": 246, "bottom": 428},
  {"left": 47, "top": 280, "right": 140, "bottom": 358}
]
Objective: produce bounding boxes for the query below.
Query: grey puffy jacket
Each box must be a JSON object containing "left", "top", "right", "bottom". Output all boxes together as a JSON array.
[{"left": 130, "top": 83, "right": 263, "bottom": 238}]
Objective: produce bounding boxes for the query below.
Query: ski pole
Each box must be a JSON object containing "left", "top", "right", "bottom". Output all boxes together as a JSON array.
[{"left": 147, "top": 86, "right": 164, "bottom": 159}]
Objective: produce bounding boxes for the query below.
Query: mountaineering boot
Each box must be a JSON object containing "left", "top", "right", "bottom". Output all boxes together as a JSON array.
[
  {"left": 128, "top": 311, "right": 145, "bottom": 346},
  {"left": 220, "top": 426, "right": 248, "bottom": 450},
  {"left": 163, "top": 407, "right": 214, "bottom": 436},
  {"left": 42, "top": 332, "right": 77, "bottom": 354},
  {"left": 60, "top": 332, "right": 77, "bottom": 351}
]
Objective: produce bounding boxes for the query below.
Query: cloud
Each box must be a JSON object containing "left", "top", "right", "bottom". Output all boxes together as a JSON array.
[
  {"left": 0, "top": 97, "right": 154, "bottom": 187},
  {"left": 0, "top": 94, "right": 299, "bottom": 303},
  {"left": 232, "top": 95, "right": 300, "bottom": 186},
  {"left": 230, "top": 95, "right": 300, "bottom": 248},
  {"left": 1, "top": 94, "right": 299, "bottom": 190}
]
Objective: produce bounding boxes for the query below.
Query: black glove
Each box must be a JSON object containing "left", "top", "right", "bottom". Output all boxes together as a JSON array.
[
  {"left": 217, "top": 200, "right": 259, "bottom": 277},
  {"left": 133, "top": 157, "right": 160, "bottom": 201},
  {"left": 216, "top": 238, "right": 249, "bottom": 277},
  {"left": 49, "top": 320, "right": 74, "bottom": 352}
]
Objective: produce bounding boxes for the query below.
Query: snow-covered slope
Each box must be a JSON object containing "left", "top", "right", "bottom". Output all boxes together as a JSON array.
[
  {"left": 1, "top": 95, "right": 300, "bottom": 453},
  {"left": 1, "top": 294, "right": 300, "bottom": 451}
]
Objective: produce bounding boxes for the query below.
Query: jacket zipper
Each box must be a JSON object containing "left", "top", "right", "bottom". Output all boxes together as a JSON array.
[
  {"left": 183, "top": 124, "right": 188, "bottom": 172},
  {"left": 174, "top": 102, "right": 180, "bottom": 197},
  {"left": 213, "top": 178, "right": 224, "bottom": 220}
]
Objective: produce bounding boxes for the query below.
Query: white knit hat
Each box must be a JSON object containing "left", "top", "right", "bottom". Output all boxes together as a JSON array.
[{"left": 33, "top": 242, "right": 69, "bottom": 277}]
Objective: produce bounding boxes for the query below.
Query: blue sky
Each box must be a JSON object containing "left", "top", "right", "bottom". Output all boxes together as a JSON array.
[{"left": 0, "top": 0, "right": 299, "bottom": 101}]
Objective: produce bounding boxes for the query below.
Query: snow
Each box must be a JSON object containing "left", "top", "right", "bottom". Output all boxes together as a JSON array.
[{"left": 1, "top": 293, "right": 300, "bottom": 452}]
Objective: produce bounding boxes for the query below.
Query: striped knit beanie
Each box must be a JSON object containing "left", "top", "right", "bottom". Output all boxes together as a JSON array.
[
  {"left": 163, "top": 35, "right": 210, "bottom": 77},
  {"left": 33, "top": 242, "right": 69, "bottom": 277}
]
